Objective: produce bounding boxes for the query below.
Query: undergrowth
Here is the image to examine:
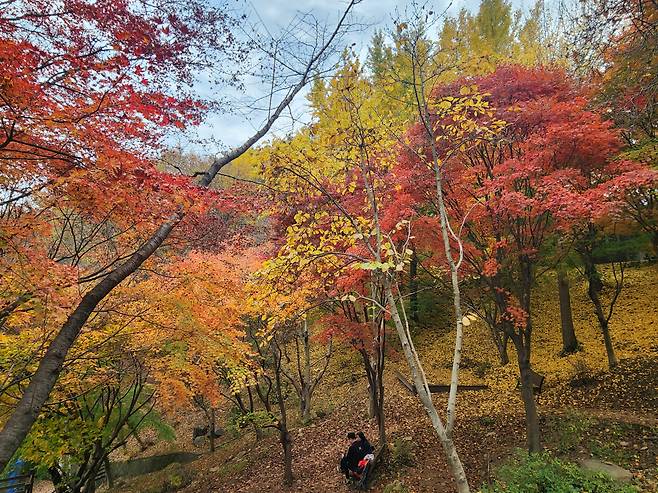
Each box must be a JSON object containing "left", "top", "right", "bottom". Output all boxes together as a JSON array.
[{"left": 481, "top": 451, "right": 637, "bottom": 493}]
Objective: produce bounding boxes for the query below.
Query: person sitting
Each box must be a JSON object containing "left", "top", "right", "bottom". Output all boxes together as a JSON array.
[
  {"left": 357, "top": 431, "right": 374, "bottom": 456},
  {"left": 339, "top": 432, "right": 363, "bottom": 479}
]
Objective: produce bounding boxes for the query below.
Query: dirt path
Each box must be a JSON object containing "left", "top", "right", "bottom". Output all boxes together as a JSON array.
[{"left": 33, "top": 480, "right": 54, "bottom": 493}]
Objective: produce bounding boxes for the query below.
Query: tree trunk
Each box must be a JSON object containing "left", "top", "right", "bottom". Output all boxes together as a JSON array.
[
  {"left": 300, "top": 319, "right": 312, "bottom": 423},
  {"left": 557, "top": 269, "right": 578, "bottom": 355},
  {"left": 253, "top": 423, "right": 263, "bottom": 442},
  {"left": 600, "top": 318, "right": 618, "bottom": 369},
  {"left": 385, "top": 285, "right": 470, "bottom": 493},
  {"left": 362, "top": 351, "right": 377, "bottom": 420},
  {"left": 516, "top": 347, "right": 541, "bottom": 453},
  {"left": 300, "top": 390, "right": 311, "bottom": 423},
  {"left": 366, "top": 371, "right": 386, "bottom": 445},
  {"left": 49, "top": 467, "right": 67, "bottom": 493},
  {"left": 281, "top": 429, "right": 293, "bottom": 486},
  {"left": 499, "top": 332, "right": 510, "bottom": 365},
  {"left": 131, "top": 427, "right": 147, "bottom": 452},
  {"left": 583, "top": 257, "right": 618, "bottom": 368},
  {"left": 83, "top": 474, "right": 97, "bottom": 493},
  {"left": 409, "top": 251, "right": 419, "bottom": 324},
  {"left": 376, "top": 316, "right": 387, "bottom": 447},
  {"left": 432, "top": 157, "right": 465, "bottom": 436},
  {"left": 273, "top": 344, "right": 293, "bottom": 486},
  {"left": 519, "top": 257, "right": 541, "bottom": 453},
  {"left": 209, "top": 408, "right": 216, "bottom": 453},
  {"left": 0, "top": 220, "right": 177, "bottom": 471},
  {"left": 80, "top": 442, "right": 105, "bottom": 493},
  {"left": 367, "top": 383, "right": 376, "bottom": 419},
  {"left": 489, "top": 289, "right": 511, "bottom": 365},
  {"left": 376, "top": 375, "right": 386, "bottom": 446},
  {"left": 104, "top": 456, "right": 113, "bottom": 488}
]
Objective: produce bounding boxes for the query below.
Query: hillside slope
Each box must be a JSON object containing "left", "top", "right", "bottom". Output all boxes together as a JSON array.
[{"left": 116, "top": 264, "right": 658, "bottom": 493}]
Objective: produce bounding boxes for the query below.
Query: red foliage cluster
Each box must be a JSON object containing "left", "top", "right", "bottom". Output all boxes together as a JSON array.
[{"left": 398, "top": 66, "right": 657, "bottom": 328}]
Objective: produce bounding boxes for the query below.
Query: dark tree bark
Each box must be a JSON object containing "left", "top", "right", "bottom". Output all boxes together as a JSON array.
[
  {"left": 0, "top": 221, "right": 176, "bottom": 471},
  {"left": 578, "top": 233, "right": 622, "bottom": 369},
  {"left": 479, "top": 258, "right": 541, "bottom": 453},
  {"left": 193, "top": 395, "right": 217, "bottom": 453},
  {"left": 103, "top": 456, "right": 113, "bottom": 488},
  {"left": 339, "top": 290, "right": 387, "bottom": 447},
  {"left": 280, "top": 319, "right": 332, "bottom": 424},
  {"left": 359, "top": 306, "right": 386, "bottom": 447},
  {"left": 272, "top": 343, "right": 293, "bottom": 486},
  {"left": 49, "top": 466, "right": 67, "bottom": 493},
  {"left": 557, "top": 268, "right": 578, "bottom": 355},
  {"left": 489, "top": 322, "right": 510, "bottom": 365},
  {"left": 209, "top": 408, "right": 216, "bottom": 453},
  {"left": 584, "top": 261, "right": 618, "bottom": 368},
  {"left": 516, "top": 257, "right": 542, "bottom": 453},
  {"left": 516, "top": 346, "right": 541, "bottom": 453}
]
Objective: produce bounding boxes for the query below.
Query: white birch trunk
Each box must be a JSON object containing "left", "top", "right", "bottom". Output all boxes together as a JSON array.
[{"left": 385, "top": 284, "right": 470, "bottom": 493}]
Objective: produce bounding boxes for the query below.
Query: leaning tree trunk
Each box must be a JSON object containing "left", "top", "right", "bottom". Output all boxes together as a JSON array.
[
  {"left": 598, "top": 315, "right": 617, "bottom": 369},
  {"left": 557, "top": 268, "right": 578, "bottom": 355},
  {"left": 583, "top": 257, "right": 618, "bottom": 368},
  {"left": 433, "top": 171, "right": 465, "bottom": 434},
  {"left": 0, "top": 220, "right": 178, "bottom": 471},
  {"left": 385, "top": 285, "right": 470, "bottom": 493}
]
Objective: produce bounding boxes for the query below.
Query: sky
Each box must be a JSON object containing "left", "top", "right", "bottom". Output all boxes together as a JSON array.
[{"left": 179, "top": 0, "right": 528, "bottom": 156}]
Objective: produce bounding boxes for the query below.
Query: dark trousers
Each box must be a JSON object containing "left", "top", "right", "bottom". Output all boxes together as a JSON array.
[{"left": 340, "top": 456, "right": 354, "bottom": 478}]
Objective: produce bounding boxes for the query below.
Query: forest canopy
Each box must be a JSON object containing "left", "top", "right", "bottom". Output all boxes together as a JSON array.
[{"left": 1, "top": 0, "right": 657, "bottom": 492}]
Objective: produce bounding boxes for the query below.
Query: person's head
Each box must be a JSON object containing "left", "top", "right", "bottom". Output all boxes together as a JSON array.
[
  {"left": 357, "top": 432, "right": 366, "bottom": 441},
  {"left": 347, "top": 432, "right": 357, "bottom": 443}
]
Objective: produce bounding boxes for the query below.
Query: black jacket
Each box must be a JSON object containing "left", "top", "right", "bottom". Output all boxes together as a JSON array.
[
  {"left": 358, "top": 438, "right": 374, "bottom": 456},
  {"left": 344, "top": 441, "right": 363, "bottom": 471}
]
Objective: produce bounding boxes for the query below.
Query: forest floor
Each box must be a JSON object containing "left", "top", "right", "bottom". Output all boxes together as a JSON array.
[{"left": 113, "top": 264, "right": 658, "bottom": 493}]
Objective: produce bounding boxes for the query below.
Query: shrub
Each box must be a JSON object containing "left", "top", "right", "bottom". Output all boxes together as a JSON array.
[
  {"left": 138, "top": 463, "right": 193, "bottom": 493},
  {"left": 383, "top": 479, "right": 410, "bottom": 493},
  {"left": 554, "top": 412, "right": 594, "bottom": 453},
  {"left": 390, "top": 437, "right": 415, "bottom": 467},
  {"left": 481, "top": 451, "right": 637, "bottom": 493},
  {"left": 567, "top": 358, "right": 597, "bottom": 388},
  {"left": 313, "top": 402, "right": 334, "bottom": 420}
]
